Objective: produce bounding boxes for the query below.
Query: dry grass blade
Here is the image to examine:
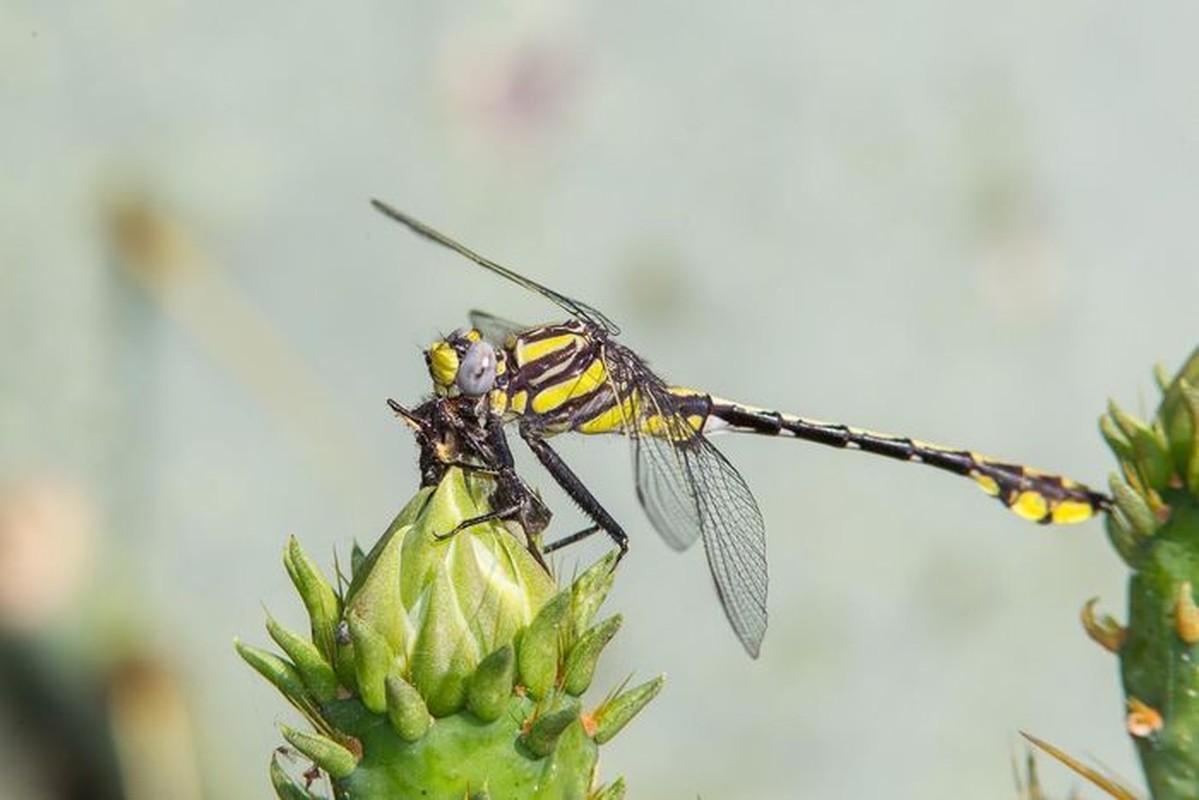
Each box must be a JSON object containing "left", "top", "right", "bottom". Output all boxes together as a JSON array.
[{"left": 1020, "top": 732, "right": 1141, "bottom": 799}]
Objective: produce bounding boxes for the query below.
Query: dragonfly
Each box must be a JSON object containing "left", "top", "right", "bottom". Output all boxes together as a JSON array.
[{"left": 372, "top": 198, "right": 1110, "bottom": 657}]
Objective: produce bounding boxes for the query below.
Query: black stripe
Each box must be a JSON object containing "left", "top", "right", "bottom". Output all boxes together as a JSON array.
[
  {"left": 508, "top": 327, "right": 594, "bottom": 394},
  {"left": 711, "top": 404, "right": 787, "bottom": 436},
  {"left": 711, "top": 402, "right": 1107, "bottom": 514},
  {"left": 711, "top": 403, "right": 980, "bottom": 477}
]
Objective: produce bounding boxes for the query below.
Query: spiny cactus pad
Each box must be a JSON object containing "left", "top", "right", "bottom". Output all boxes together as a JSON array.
[{"left": 239, "top": 468, "right": 663, "bottom": 799}]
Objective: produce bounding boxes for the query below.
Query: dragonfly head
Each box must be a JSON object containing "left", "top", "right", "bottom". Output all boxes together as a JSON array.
[{"left": 425, "top": 328, "right": 499, "bottom": 398}]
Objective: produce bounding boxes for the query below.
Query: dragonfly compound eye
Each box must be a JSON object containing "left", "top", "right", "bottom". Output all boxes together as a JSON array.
[{"left": 456, "top": 339, "right": 497, "bottom": 396}]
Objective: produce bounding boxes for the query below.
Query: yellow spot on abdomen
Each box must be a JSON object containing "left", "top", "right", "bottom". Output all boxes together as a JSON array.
[
  {"left": 640, "top": 415, "right": 670, "bottom": 438},
  {"left": 1051, "top": 500, "right": 1096, "bottom": 525},
  {"left": 971, "top": 472, "right": 1001, "bottom": 497},
  {"left": 639, "top": 413, "right": 693, "bottom": 442},
  {"left": 1011, "top": 491, "right": 1049, "bottom": 521}
]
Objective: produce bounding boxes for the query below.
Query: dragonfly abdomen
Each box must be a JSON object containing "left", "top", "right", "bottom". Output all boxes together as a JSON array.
[{"left": 701, "top": 398, "right": 1108, "bottom": 525}]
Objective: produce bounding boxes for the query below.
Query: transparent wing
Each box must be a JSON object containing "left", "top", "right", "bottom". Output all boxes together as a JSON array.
[
  {"left": 372, "top": 199, "right": 620, "bottom": 335},
  {"left": 686, "top": 434, "right": 768, "bottom": 657},
  {"left": 630, "top": 379, "right": 768, "bottom": 657},
  {"left": 468, "top": 310, "right": 529, "bottom": 346},
  {"left": 600, "top": 347, "right": 703, "bottom": 551},
  {"left": 634, "top": 432, "right": 703, "bottom": 551}
]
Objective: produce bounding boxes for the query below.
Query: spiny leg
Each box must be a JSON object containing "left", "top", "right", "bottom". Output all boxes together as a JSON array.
[
  {"left": 473, "top": 414, "right": 558, "bottom": 570},
  {"left": 519, "top": 425, "right": 630, "bottom": 561},
  {"left": 543, "top": 524, "right": 602, "bottom": 554},
  {"left": 438, "top": 504, "right": 525, "bottom": 540},
  {"left": 428, "top": 429, "right": 556, "bottom": 572}
]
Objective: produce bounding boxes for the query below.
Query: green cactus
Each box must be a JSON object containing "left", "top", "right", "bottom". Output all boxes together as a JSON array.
[
  {"left": 1092, "top": 347, "right": 1199, "bottom": 799},
  {"left": 238, "top": 467, "right": 663, "bottom": 799}
]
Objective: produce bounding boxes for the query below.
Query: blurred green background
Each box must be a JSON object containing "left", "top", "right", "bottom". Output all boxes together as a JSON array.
[{"left": 2, "top": 1, "right": 1196, "bottom": 797}]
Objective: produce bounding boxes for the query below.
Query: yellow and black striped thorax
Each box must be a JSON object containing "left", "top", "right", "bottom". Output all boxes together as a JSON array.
[
  {"left": 495, "top": 321, "right": 630, "bottom": 434},
  {"left": 500, "top": 322, "right": 721, "bottom": 442},
  {"left": 425, "top": 321, "right": 702, "bottom": 439},
  {"left": 425, "top": 322, "right": 615, "bottom": 430}
]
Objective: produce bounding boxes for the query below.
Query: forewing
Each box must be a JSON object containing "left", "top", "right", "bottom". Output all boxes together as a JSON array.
[
  {"left": 372, "top": 199, "right": 620, "bottom": 334},
  {"left": 687, "top": 436, "right": 768, "bottom": 658},
  {"left": 468, "top": 310, "right": 529, "bottom": 346}
]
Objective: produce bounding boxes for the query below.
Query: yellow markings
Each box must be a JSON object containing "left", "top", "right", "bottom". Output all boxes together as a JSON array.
[
  {"left": 464, "top": 329, "right": 482, "bottom": 342},
  {"left": 514, "top": 332, "right": 581, "bottom": 366},
  {"left": 427, "top": 341, "right": 459, "bottom": 389},
  {"left": 640, "top": 414, "right": 670, "bottom": 438},
  {"left": 969, "top": 463, "right": 1103, "bottom": 525},
  {"left": 576, "top": 395, "right": 637, "bottom": 434},
  {"left": 1051, "top": 500, "right": 1096, "bottom": 525},
  {"left": 686, "top": 414, "right": 705, "bottom": 432},
  {"left": 489, "top": 389, "right": 508, "bottom": 415},
  {"left": 1010, "top": 491, "right": 1050, "bottom": 521},
  {"left": 573, "top": 357, "right": 608, "bottom": 395},
  {"left": 433, "top": 439, "right": 456, "bottom": 462},
  {"left": 971, "top": 472, "right": 1001, "bottom": 497},
  {"left": 640, "top": 413, "right": 693, "bottom": 442},
  {"left": 531, "top": 358, "right": 607, "bottom": 414},
  {"left": 508, "top": 390, "right": 528, "bottom": 415}
]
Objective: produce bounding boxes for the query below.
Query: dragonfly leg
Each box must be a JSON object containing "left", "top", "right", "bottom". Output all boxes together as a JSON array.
[
  {"left": 437, "top": 499, "right": 552, "bottom": 572},
  {"left": 438, "top": 506, "right": 522, "bottom": 540},
  {"left": 479, "top": 415, "right": 558, "bottom": 571},
  {"left": 519, "top": 426, "right": 630, "bottom": 561},
  {"left": 387, "top": 398, "right": 432, "bottom": 434},
  {"left": 441, "top": 460, "right": 502, "bottom": 475},
  {"left": 543, "top": 524, "right": 601, "bottom": 554}
]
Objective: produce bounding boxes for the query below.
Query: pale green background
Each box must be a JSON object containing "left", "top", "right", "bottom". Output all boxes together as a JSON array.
[{"left": 4, "top": 1, "right": 1197, "bottom": 797}]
